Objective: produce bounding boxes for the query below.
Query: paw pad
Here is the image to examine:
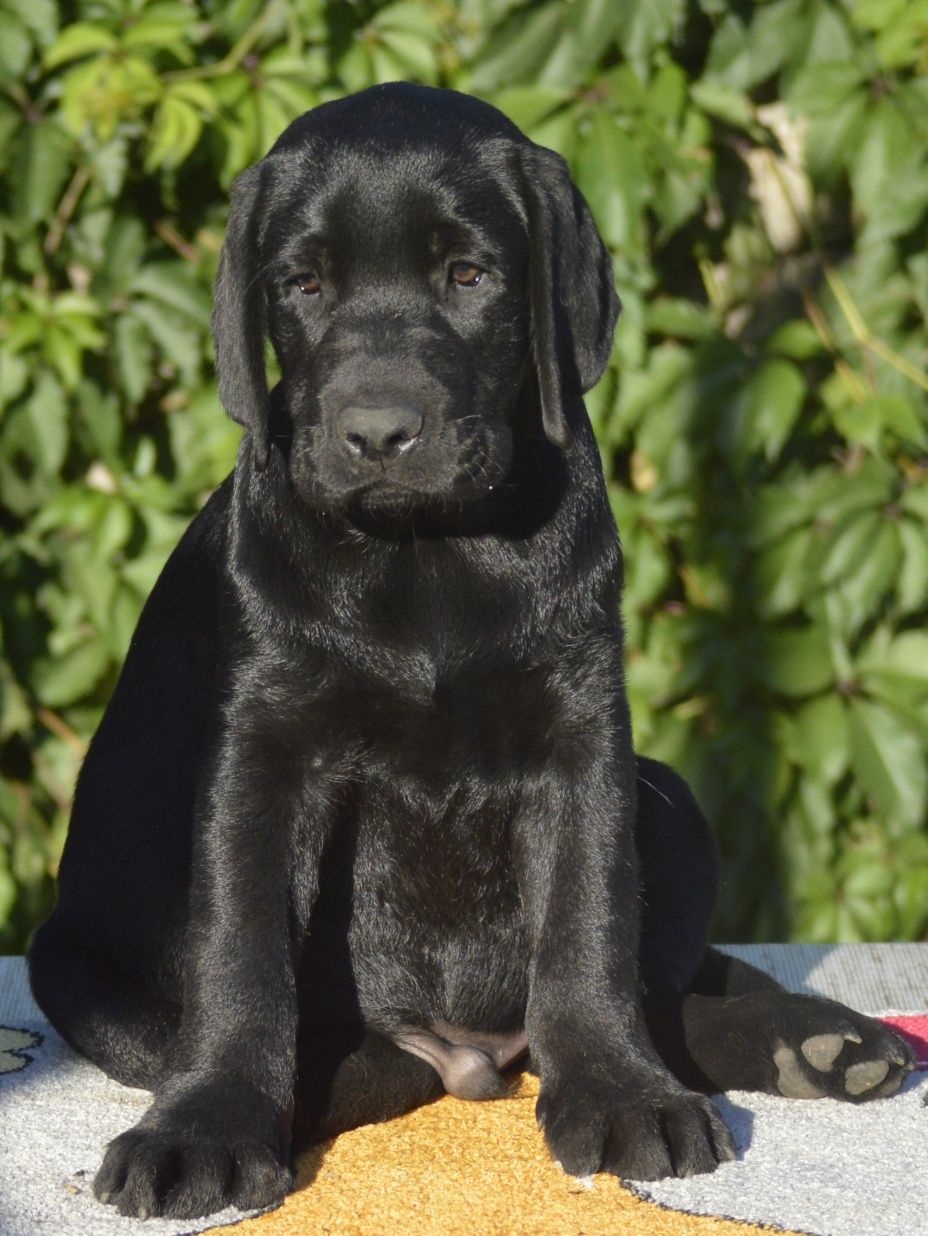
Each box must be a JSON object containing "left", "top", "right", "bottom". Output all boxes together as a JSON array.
[
  {"left": 773, "top": 1044, "right": 826, "bottom": 1098},
  {"left": 844, "top": 1059, "right": 889, "bottom": 1096},
  {"left": 800, "top": 1032, "right": 853, "bottom": 1071},
  {"left": 774, "top": 1010, "right": 916, "bottom": 1103}
]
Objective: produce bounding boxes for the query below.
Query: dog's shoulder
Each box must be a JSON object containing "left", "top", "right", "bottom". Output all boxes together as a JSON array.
[{"left": 108, "top": 473, "right": 235, "bottom": 693}]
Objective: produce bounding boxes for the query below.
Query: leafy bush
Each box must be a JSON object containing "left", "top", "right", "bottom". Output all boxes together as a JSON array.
[{"left": 1, "top": 0, "right": 926, "bottom": 951}]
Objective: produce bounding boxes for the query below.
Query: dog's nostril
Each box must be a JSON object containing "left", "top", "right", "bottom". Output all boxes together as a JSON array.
[
  {"left": 336, "top": 405, "right": 423, "bottom": 462},
  {"left": 386, "top": 430, "right": 415, "bottom": 453}
]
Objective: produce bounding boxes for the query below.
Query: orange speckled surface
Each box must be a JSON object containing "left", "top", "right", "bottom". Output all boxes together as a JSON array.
[{"left": 220, "top": 1075, "right": 793, "bottom": 1235}]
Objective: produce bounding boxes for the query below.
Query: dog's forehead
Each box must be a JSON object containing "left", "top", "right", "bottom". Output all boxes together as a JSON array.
[
  {"left": 257, "top": 85, "right": 529, "bottom": 245},
  {"left": 264, "top": 136, "right": 525, "bottom": 261}
]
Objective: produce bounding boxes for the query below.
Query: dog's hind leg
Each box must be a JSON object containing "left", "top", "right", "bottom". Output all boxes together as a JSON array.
[
  {"left": 634, "top": 756, "right": 720, "bottom": 1001},
  {"left": 28, "top": 917, "right": 179, "bottom": 1090},
  {"left": 634, "top": 759, "right": 915, "bottom": 1101},
  {"left": 293, "top": 1028, "right": 446, "bottom": 1145}
]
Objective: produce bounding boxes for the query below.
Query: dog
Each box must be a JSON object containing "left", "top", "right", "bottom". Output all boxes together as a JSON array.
[{"left": 29, "top": 84, "right": 915, "bottom": 1221}]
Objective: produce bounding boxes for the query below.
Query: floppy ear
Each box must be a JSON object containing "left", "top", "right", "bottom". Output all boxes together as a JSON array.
[
  {"left": 522, "top": 146, "right": 621, "bottom": 448},
  {"left": 212, "top": 163, "right": 270, "bottom": 470}
]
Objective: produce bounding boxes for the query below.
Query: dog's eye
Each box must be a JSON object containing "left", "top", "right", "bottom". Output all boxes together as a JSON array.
[
  {"left": 449, "top": 262, "right": 483, "bottom": 288},
  {"left": 296, "top": 273, "right": 322, "bottom": 296}
]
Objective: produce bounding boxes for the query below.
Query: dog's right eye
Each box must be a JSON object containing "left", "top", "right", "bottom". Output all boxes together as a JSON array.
[
  {"left": 296, "top": 274, "right": 322, "bottom": 296},
  {"left": 449, "top": 261, "right": 484, "bottom": 288}
]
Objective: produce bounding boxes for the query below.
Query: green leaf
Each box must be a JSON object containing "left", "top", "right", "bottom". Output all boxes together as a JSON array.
[
  {"left": 33, "top": 638, "right": 111, "bottom": 707},
  {"left": 835, "top": 521, "right": 902, "bottom": 631},
  {"left": 114, "top": 314, "right": 153, "bottom": 405},
  {"left": 819, "top": 511, "right": 882, "bottom": 585},
  {"left": 8, "top": 0, "right": 57, "bottom": 45},
  {"left": 0, "top": 13, "right": 31, "bottom": 84},
  {"left": 371, "top": 1, "right": 441, "bottom": 37},
  {"left": 615, "top": 0, "right": 683, "bottom": 78},
  {"left": 145, "top": 96, "right": 203, "bottom": 171},
  {"left": 896, "top": 519, "right": 928, "bottom": 615},
  {"left": 490, "top": 87, "right": 569, "bottom": 132},
  {"left": 576, "top": 110, "right": 648, "bottom": 253},
  {"left": 791, "top": 694, "right": 849, "bottom": 785},
  {"left": 0, "top": 660, "right": 31, "bottom": 740},
  {"left": 11, "top": 121, "right": 72, "bottom": 225},
  {"left": 830, "top": 398, "right": 879, "bottom": 451},
  {"left": 22, "top": 369, "right": 68, "bottom": 476},
  {"left": 766, "top": 320, "right": 822, "bottom": 360},
  {"left": 122, "top": 15, "right": 197, "bottom": 57},
  {"left": 744, "top": 358, "right": 806, "bottom": 463},
  {"left": 702, "top": 13, "right": 751, "bottom": 88},
  {"left": 378, "top": 31, "right": 438, "bottom": 84},
  {"left": 690, "top": 81, "right": 755, "bottom": 130},
  {"left": 759, "top": 628, "right": 835, "bottom": 698},
  {"left": 0, "top": 350, "right": 29, "bottom": 408},
  {"left": 645, "top": 299, "right": 714, "bottom": 340},
  {"left": 43, "top": 22, "right": 118, "bottom": 70},
  {"left": 858, "top": 631, "right": 928, "bottom": 687},
  {"left": 900, "top": 485, "right": 928, "bottom": 521},
  {"left": 129, "top": 300, "right": 202, "bottom": 385},
  {"left": 43, "top": 323, "right": 83, "bottom": 391},
  {"left": 89, "top": 497, "right": 133, "bottom": 561},
  {"left": 848, "top": 698, "right": 927, "bottom": 827},
  {"left": 754, "top": 527, "right": 813, "bottom": 617},
  {"left": 469, "top": 3, "right": 565, "bottom": 91}
]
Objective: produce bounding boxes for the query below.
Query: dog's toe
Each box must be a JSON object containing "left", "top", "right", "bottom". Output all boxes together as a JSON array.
[
  {"left": 844, "top": 1059, "right": 890, "bottom": 1096},
  {"left": 800, "top": 1030, "right": 857, "bottom": 1072}
]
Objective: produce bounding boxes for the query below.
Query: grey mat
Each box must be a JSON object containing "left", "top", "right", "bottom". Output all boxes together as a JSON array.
[
  {"left": 636, "top": 1070, "right": 927, "bottom": 1236},
  {"left": 0, "top": 1023, "right": 264, "bottom": 1236},
  {"left": 719, "top": 942, "right": 928, "bottom": 1011},
  {"left": 2, "top": 948, "right": 927, "bottom": 1236}
]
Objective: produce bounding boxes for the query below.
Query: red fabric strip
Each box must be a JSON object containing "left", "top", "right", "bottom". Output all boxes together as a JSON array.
[{"left": 881, "top": 1015, "right": 928, "bottom": 1067}]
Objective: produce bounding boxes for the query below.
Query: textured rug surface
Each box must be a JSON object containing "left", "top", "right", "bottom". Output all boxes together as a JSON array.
[{"left": 2, "top": 946, "right": 926, "bottom": 1236}]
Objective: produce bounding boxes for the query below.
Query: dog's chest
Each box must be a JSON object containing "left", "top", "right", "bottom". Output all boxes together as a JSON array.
[{"left": 310, "top": 653, "right": 563, "bottom": 789}]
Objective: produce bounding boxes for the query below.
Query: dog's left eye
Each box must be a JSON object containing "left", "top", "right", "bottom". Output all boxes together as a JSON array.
[
  {"left": 296, "top": 273, "right": 322, "bottom": 296},
  {"left": 449, "top": 262, "right": 484, "bottom": 288}
]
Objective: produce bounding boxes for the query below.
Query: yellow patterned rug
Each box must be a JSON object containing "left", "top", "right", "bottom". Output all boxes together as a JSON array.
[{"left": 222, "top": 1075, "right": 793, "bottom": 1236}]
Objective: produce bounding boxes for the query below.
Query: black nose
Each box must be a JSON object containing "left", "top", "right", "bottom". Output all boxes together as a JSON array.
[{"left": 336, "top": 405, "right": 423, "bottom": 462}]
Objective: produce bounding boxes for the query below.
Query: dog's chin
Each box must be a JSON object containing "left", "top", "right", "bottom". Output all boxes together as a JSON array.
[{"left": 301, "top": 471, "right": 516, "bottom": 536}]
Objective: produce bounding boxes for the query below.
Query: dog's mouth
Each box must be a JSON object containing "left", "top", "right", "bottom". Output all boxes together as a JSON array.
[
  {"left": 330, "top": 463, "right": 520, "bottom": 538},
  {"left": 351, "top": 471, "right": 503, "bottom": 510}
]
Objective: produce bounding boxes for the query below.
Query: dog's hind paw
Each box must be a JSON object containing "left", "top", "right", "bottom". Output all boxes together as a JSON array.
[{"left": 772, "top": 1000, "right": 916, "bottom": 1103}]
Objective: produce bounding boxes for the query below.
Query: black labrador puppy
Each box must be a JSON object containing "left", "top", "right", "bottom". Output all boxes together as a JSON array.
[{"left": 29, "top": 84, "right": 914, "bottom": 1221}]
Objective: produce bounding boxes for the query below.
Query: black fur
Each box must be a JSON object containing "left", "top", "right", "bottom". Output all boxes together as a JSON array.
[{"left": 29, "top": 84, "right": 915, "bottom": 1221}]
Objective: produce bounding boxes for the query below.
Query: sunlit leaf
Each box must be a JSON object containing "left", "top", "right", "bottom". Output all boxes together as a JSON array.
[{"left": 848, "top": 699, "right": 927, "bottom": 827}]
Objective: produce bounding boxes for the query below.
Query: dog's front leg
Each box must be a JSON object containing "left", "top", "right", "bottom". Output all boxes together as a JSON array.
[
  {"left": 93, "top": 711, "right": 326, "bottom": 1220},
  {"left": 513, "top": 692, "right": 736, "bottom": 1182}
]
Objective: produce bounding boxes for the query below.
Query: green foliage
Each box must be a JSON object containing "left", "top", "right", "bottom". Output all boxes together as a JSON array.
[{"left": 1, "top": 0, "right": 926, "bottom": 950}]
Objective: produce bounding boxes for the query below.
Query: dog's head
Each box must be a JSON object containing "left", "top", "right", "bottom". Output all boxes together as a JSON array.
[{"left": 213, "top": 83, "right": 620, "bottom": 518}]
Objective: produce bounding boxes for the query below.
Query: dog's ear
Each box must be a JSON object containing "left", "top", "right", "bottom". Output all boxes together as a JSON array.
[
  {"left": 212, "top": 163, "right": 270, "bottom": 470},
  {"left": 522, "top": 146, "right": 621, "bottom": 448}
]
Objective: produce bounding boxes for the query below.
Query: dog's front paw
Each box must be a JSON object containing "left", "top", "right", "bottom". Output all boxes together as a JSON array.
[
  {"left": 93, "top": 1085, "right": 292, "bottom": 1219},
  {"left": 536, "top": 1071, "right": 736, "bottom": 1182},
  {"left": 771, "top": 997, "right": 916, "bottom": 1103}
]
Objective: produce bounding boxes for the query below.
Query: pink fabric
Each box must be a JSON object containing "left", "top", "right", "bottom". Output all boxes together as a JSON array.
[{"left": 881, "top": 1015, "right": 928, "bottom": 1067}]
